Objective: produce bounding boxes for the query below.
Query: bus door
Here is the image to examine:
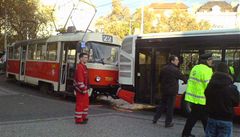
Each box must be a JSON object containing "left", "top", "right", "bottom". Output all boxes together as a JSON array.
[
  {"left": 19, "top": 45, "right": 27, "bottom": 81},
  {"left": 153, "top": 49, "right": 169, "bottom": 104},
  {"left": 135, "top": 48, "right": 170, "bottom": 104},
  {"left": 135, "top": 48, "right": 154, "bottom": 104},
  {"left": 59, "top": 42, "right": 77, "bottom": 92}
]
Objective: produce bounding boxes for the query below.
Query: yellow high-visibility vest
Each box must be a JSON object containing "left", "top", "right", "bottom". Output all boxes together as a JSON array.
[
  {"left": 185, "top": 64, "right": 213, "bottom": 105},
  {"left": 229, "top": 66, "right": 235, "bottom": 75}
]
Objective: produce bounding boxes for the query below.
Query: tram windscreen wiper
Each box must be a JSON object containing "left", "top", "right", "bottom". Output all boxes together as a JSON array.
[
  {"left": 95, "top": 58, "right": 105, "bottom": 65},
  {"left": 100, "top": 58, "right": 105, "bottom": 65}
]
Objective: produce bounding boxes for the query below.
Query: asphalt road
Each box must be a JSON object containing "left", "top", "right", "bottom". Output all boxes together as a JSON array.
[{"left": 0, "top": 75, "right": 239, "bottom": 137}]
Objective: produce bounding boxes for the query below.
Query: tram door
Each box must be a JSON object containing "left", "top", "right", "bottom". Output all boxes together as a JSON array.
[
  {"left": 19, "top": 45, "right": 27, "bottom": 81},
  {"left": 60, "top": 42, "right": 77, "bottom": 92}
]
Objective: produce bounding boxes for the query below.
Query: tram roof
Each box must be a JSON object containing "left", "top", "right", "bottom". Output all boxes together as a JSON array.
[
  {"left": 47, "top": 32, "right": 121, "bottom": 45},
  {"left": 137, "top": 29, "right": 240, "bottom": 39},
  {"left": 9, "top": 32, "right": 121, "bottom": 47}
]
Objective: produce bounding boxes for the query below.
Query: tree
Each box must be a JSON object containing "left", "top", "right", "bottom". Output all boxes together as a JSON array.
[
  {"left": 155, "top": 8, "right": 211, "bottom": 32},
  {"left": 0, "top": 0, "right": 54, "bottom": 48},
  {"left": 132, "top": 7, "right": 157, "bottom": 34},
  {"left": 95, "top": 0, "right": 130, "bottom": 39}
]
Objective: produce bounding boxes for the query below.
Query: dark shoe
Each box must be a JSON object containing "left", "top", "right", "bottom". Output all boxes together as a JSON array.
[
  {"left": 152, "top": 120, "right": 157, "bottom": 124},
  {"left": 84, "top": 118, "right": 88, "bottom": 123},
  {"left": 75, "top": 120, "right": 87, "bottom": 124},
  {"left": 182, "top": 134, "right": 195, "bottom": 137},
  {"left": 165, "top": 123, "right": 174, "bottom": 128}
]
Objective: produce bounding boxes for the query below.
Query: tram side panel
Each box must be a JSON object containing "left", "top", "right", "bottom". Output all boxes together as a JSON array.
[
  {"left": 7, "top": 60, "right": 20, "bottom": 79},
  {"left": 24, "top": 61, "right": 60, "bottom": 91}
]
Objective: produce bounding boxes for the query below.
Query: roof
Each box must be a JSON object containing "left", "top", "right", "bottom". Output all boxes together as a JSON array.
[
  {"left": 137, "top": 29, "right": 240, "bottom": 39},
  {"left": 9, "top": 32, "right": 122, "bottom": 47},
  {"left": 148, "top": 2, "right": 188, "bottom": 10},
  {"left": 197, "top": 1, "right": 233, "bottom": 12}
]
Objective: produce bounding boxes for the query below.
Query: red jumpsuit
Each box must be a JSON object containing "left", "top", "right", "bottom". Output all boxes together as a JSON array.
[{"left": 73, "top": 63, "right": 89, "bottom": 123}]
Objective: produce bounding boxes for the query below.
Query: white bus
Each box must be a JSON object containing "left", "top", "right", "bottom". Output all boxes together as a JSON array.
[{"left": 119, "top": 29, "right": 240, "bottom": 116}]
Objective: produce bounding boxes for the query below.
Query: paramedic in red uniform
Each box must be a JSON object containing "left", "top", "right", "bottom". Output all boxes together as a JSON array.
[{"left": 73, "top": 53, "right": 89, "bottom": 124}]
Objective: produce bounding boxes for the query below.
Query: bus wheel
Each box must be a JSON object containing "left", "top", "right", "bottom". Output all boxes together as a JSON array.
[{"left": 40, "top": 83, "right": 54, "bottom": 95}]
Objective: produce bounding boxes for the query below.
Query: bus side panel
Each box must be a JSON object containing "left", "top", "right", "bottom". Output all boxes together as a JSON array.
[
  {"left": 234, "top": 106, "right": 240, "bottom": 116},
  {"left": 175, "top": 94, "right": 182, "bottom": 109},
  {"left": 25, "top": 61, "right": 60, "bottom": 82},
  {"left": 88, "top": 68, "right": 118, "bottom": 86},
  {"left": 7, "top": 60, "right": 20, "bottom": 74}
]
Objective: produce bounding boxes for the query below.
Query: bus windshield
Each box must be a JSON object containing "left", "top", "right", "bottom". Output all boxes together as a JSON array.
[{"left": 85, "top": 42, "right": 119, "bottom": 65}]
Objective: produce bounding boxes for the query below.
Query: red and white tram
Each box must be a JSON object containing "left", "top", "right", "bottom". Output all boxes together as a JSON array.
[{"left": 6, "top": 32, "right": 121, "bottom": 98}]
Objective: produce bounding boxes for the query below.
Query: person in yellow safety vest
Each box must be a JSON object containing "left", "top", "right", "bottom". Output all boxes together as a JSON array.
[
  {"left": 181, "top": 52, "right": 213, "bottom": 137},
  {"left": 229, "top": 66, "right": 235, "bottom": 76},
  {"left": 228, "top": 65, "right": 236, "bottom": 81}
]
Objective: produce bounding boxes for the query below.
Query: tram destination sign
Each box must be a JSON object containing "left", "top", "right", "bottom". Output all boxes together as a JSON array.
[{"left": 102, "top": 35, "right": 113, "bottom": 43}]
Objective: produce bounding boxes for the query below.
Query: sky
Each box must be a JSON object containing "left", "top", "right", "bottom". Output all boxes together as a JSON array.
[
  {"left": 91, "top": 0, "right": 236, "bottom": 16},
  {"left": 40, "top": 0, "right": 238, "bottom": 31}
]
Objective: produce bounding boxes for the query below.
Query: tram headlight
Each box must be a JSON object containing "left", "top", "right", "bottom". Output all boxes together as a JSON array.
[{"left": 95, "top": 76, "right": 101, "bottom": 82}]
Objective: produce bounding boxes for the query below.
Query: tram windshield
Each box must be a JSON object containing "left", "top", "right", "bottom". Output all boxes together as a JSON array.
[{"left": 85, "top": 42, "right": 119, "bottom": 65}]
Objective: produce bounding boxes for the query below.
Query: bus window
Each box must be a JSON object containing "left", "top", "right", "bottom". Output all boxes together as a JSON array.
[
  {"left": 180, "top": 50, "right": 199, "bottom": 76},
  {"left": 225, "top": 49, "right": 240, "bottom": 81},
  {"left": 13, "top": 45, "right": 20, "bottom": 59},
  {"left": 122, "top": 37, "right": 133, "bottom": 54},
  {"left": 36, "top": 43, "right": 47, "bottom": 60},
  {"left": 8, "top": 47, "right": 13, "bottom": 59},
  {"left": 47, "top": 42, "right": 57, "bottom": 61},
  {"left": 205, "top": 50, "right": 222, "bottom": 69}
]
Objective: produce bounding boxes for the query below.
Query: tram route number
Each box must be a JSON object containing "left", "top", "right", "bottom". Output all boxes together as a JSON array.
[{"left": 102, "top": 35, "right": 113, "bottom": 43}]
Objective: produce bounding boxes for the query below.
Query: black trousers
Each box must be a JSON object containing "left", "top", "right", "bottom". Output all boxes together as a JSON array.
[
  {"left": 182, "top": 104, "right": 208, "bottom": 136},
  {"left": 153, "top": 95, "right": 176, "bottom": 125}
]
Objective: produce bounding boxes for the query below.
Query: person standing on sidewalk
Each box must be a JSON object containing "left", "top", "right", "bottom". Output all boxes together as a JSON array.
[
  {"left": 73, "top": 53, "right": 89, "bottom": 124},
  {"left": 205, "top": 62, "right": 239, "bottom": 137},
  {"left": 182, "top": 53, "right": 213, "bottom": 137},
  {"left": 153, "top": 55, "right": 187, "bottom": 128}
]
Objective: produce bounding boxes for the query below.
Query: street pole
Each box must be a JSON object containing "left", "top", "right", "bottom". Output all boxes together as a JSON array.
[
  {"left": 129, "top": 20, "right": 132, "bottom": 35},
  {"left": 140, "top": 0, "right": 144, "bottom": 34}
]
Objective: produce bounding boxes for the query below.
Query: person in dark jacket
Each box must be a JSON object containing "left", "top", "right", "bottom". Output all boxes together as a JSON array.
[
  {"left": 153, "top": 55, "right": 187, "bottom": 127},
  {"left": 205, "top": 62, "right": 239, "bottom": 137}
]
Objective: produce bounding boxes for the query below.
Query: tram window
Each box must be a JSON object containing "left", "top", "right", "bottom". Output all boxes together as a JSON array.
[
  {"left": 180, "top": 50, "right": 199, "bottom": 76},
  {"left": 13, "top": 45, "right": 20, "bottom": 59},
  {"left": 67, "top": 49, "right": 76, "bottom": 63},
  {"left": 27, "top": 44, "right": 36, "bottom": 60},
  {"left": 47, "top": 42, "right": 57, "bottom": 61},
  {"left": 36, "top": 43, "right": 47, "bottom": 60},
  {"left": 86, "top": 42, "right": 119, "bottom": 65},
  {"left": 8, "top": 47, "right": 13, "bottom": 59},
  {"left": 205, "top": 50, "right": 222, "bottom": 68},
  {"left": 225, "top": 49, "right": 240, "bottom": 82}
]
